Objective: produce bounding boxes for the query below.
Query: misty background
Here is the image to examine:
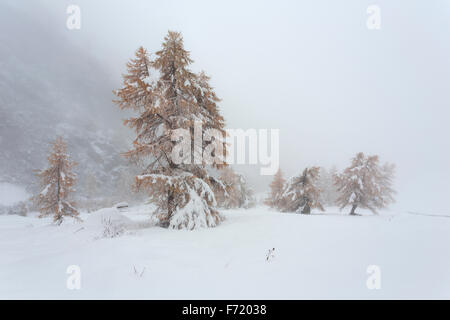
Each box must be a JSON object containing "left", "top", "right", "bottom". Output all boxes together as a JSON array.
[{"left": 1, "top": 0, "right": 449, "bottom": 213}]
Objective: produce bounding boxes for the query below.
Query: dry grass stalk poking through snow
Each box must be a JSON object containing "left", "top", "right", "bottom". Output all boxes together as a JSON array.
[
  {"left": 101, "top": 216, "right": 125, "bottom": 238},
  {"left": 266, "top": 248, "right": 276, "bottom": 262}
]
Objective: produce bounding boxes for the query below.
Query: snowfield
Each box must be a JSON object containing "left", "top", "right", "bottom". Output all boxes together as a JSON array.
[{"left": 1, "top": 206, "right": 449, "bottom": 299}]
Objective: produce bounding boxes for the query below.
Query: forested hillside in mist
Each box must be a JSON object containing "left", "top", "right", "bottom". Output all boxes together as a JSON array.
[{"left": 0, "top": 3, "right": 131, "bottom": 198}]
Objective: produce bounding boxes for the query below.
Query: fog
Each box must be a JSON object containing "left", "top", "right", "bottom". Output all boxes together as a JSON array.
[{"left": 4, "top": 0, "right": 450, "bottom": 213}]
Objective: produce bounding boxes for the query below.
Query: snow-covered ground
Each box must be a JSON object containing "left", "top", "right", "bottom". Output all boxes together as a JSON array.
[{"left": 1, "top": 205, "right": 449, "bottom": 299}]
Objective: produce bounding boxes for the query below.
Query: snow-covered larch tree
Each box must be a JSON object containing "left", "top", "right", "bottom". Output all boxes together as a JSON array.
[
  {"left": 32, "top": 136, "right": 79, "bottom": 224},
  {"left": 233, "top": 172, "right": 255, "bottom": 209},
  {"left": 215, "top": 167, "right": 255, "bottom": 209},
  {"left": 264, "top": 168, "right": 286, "bottom": 209},
  {"left": 113, "top": 31, "right": 227, "bottom": 230},
  {"left": 279, "top": 167, "right": 324, "bottom": 214},
  {"left": 334, "top": 152, "right": 395, "bottom": 215}
]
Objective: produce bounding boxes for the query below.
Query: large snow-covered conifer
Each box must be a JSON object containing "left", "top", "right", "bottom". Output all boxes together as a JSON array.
[
  {"left": 32, "top": 136, "right": 79, "bottom": 224},
  {"left": 113, "top": 31, "right": 226, "bottom": 230},
  {"left": 334, "top": 152, "right": 395, "bottom": 215}
]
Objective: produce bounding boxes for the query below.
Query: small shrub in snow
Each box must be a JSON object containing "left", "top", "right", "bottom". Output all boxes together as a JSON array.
[
  {"left": 0, "top": 200, "right": 33, "bottom": 216},
  {"left": 101, "top": 216, "right": 125, "bottom": 238},
  {"left": 266, "top": 248, "right": 275, "bottom": 262},
  {"left": 7, "top": 201, "right": 29, "bottom": 216}
]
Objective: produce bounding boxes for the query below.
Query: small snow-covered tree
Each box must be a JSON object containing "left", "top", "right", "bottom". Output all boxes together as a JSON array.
[
  {"left": 264, "top": 168, "right": 286, "bottom": 209},
  {"left": 32, "top": 136, "right": 79, "bottom": 224},
  {"left": 334, "top": 152, "right": 395, "bottom": 215},
  {"left": 234, "top": 173, "right": 255, "bottom": 209},
  {"left": 279, "top": 167, "right": 324, "bottom": 214},
  {"left": 214, "top": 167, "right": 255, "bottom": 209},
  {"left": 114, "top": 31, "right": 226, "bottom": 230},
  {"left": 213, "top": 167, "right": 233, "bottom": 207}
]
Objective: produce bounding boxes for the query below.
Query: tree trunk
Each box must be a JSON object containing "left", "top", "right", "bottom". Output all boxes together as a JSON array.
[
  {"left": 161, "top": 188, "right": 174, "bottom": 228},
  {"left": 167, "top": 189, "right": 174, "bottom": 218},
  {"left": 350, "top": 204, "right": 357, "bottom": 215},
  {"left": 56, "top": 162, "right": 61, "bottom": 221},
  {"left": 301, "top": 204, "right": 311, "bottom": 214}
]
